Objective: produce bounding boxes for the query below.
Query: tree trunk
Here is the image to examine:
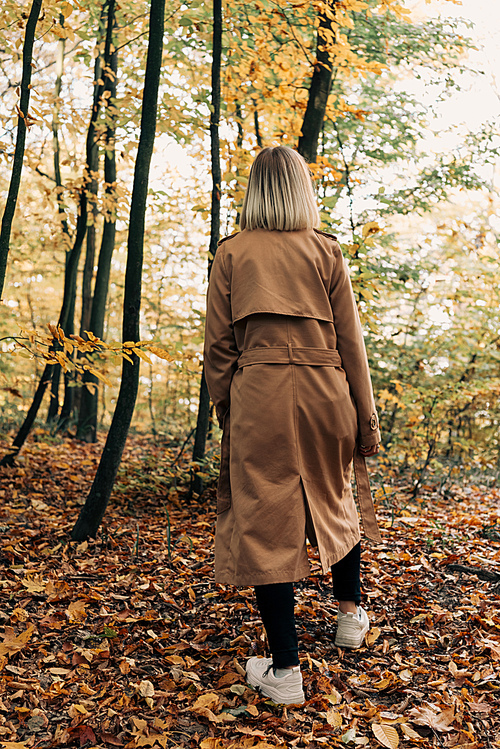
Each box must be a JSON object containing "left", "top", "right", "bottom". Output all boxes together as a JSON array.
[
  {"left": 73, "top": 4, "right": 110, "bottom": 419},
  {"left": 57, "top": 280, "right": 77, "bottom": 432},
  {"left": 190, "top": 0, "right": 222, "bottom": 498},
  {"left": 47, "top": 364, "right": 62, "bottom": 424},
  {"left": 46, "top": 33, "right": 69, "bottom": 424},
  {"left": 0, "top": 0, "right": 43, "bottom": 299},
  {"left": 77, "top": 31, "right": 118, "bottom": 443},
  {"left": 71, "top": 0, "right": 165, "bottom": 541},
  {"left": 0, "top": 196, "right": 87, "bottom": 466},
  {"left": 80, "top": 28, "right": 105, "bottom": 336},
  {"left": 0, "top": 4, "right": 114, "bottom": 465},
  {"left": 297, "top": 1, "right": 337, "bottom": 163}
]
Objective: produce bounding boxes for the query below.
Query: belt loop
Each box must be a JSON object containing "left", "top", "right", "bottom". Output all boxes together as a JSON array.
[{"left": 287, "top": 342, "right": 294, "bottom": 364}]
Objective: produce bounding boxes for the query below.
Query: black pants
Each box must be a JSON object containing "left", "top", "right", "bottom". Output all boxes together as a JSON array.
[{"left": 254, "top": 542, "right": 361, "bottom": 668}]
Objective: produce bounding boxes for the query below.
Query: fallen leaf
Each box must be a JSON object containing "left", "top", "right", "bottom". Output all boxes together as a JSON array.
[
  {"left": 233, "top": 658, "right": 246, "bottom": 677},
  {"left": 326, "top": 687, "right": 343, "bottom": 704},
  {"left": 192, "top": 692, "right": 219, "bottom": 711},
  {"left": 326, "top": 708, "right": 342, "bottom": 727},
  {"left": 21, "top": 575, "right": 45, "bottom": 594},
  {"left": 229, "top": 684, "right": 246, "bottom": 696},
  {"left": 342, "top": 728, "right": 356, "bottom": 744},
  {"left": 65, "top": 600, "right": 87, "bottom": 622},
  {"left": 400, "top": 724, "right": 423, "bottom": 740},
  {"left": 408, "top": 706, "right": 456, "bottom": 732},
  {"left": 137, "top": 680, "right": 155, "bottom": 698},
  {"left": 0, "top": 625, "right": 35, "bottom": 657},
  {"left": 195, "top": 706, "right": 236, "bottom": 723},
  {"left": 372, "top": 723, "right": 399, "bottom": 748},
  {"left": 366, "top": 626, "right": 381, "bottom": 646}
]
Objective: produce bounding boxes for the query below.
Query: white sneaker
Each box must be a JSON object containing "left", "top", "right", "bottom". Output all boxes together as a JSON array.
[
  {"left": 334, "top": 606, "right": 370, "bottom": 648},
  {"left": 246, "top": 657, "right": 305, "bottom": 705}
]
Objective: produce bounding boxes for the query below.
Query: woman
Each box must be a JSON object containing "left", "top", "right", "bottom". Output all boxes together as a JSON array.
[{"left": 204, "top": 146, "right": 381, "bottom": 706}]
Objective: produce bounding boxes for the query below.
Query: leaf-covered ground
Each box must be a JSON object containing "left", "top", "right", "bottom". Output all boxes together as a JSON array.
[{"left": 0, "top": 433, "right": 499, "bottom": 749}]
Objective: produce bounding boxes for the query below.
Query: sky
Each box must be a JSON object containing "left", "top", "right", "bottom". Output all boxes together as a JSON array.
[
  {"left": 412, "top": 0, "right": 500, "bottom": 136},
  {"left": 162, "top": 0, "right": 500, "bottom": 179}
]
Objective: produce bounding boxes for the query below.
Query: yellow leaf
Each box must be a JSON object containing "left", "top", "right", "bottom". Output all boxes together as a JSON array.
[
  {"left": 21, "top": 575, "right": 45, "bottom": 594},
  {"left": 135, "top": 349, "right": 153, "bottom": 365},
  {"left": 373, "top": 677, "right": 393, "bottom": 690},
  {"left": 372, "top": 723, "right": 399, "bottom": 748},
  {"left": 87, "top": 368, "right": 112, "bottom": 386},
  {"left": 233, "top": 658, "right": 246, "bottom": 677},
  {"left": 192, "top": 692, "right": 219, "bottom": 711},
  {"left": 68, "top": 703, "right": 90, "bottom": 719},
  {"left": 66, "top": 600, "right": 88, "bottom": 623},
  {"left": 326, "top": 708, "right": 342, "bottom": 727},
  {"left": 326, "top": 687, "right": 342, "bottom": 704},
  {"left": 366, "top": 626, "right": 381, "bottom": 646},
  {"left": 60, "top": 2, "right": 73, "bottom": 18},
  {"left": 362, "top": 221, "right": 381, "bottom": 239},
  {"left": 165, "top": 655, "right": 185, "bottom": 665},
  {"left": 400, "top": 723, "right": 422, "bottom": 740},
  {"left": 147, "top": 345, "right": 174, "bottom": 362},
  {"left": 0, "top": 625, "right": 35, "bottom": 657}
]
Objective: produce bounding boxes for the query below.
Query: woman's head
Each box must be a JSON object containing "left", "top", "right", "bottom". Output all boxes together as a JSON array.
[{"left": 239, "top": 146, "right": 320, "bottom": 232}]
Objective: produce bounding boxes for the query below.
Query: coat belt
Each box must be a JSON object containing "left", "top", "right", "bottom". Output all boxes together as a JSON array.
[
  {"left": 353, "top": 447, "right": 383, "bottom": 544},
  {"left": 237, "top": 345, "right": 342, "bottom": 368},
  {"left": 237, "top": 345, "right": 382, "bottom": 544}
]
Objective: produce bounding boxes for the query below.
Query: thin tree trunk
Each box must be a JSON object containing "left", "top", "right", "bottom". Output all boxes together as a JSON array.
[
  {"left": 71, "top": 0, "right": 165, "bottom": 541},
  {"left": 57, "top": 280, "right": 77, "bottom": 432},
  {"left": 47, "top": 33, "right": 70, "bottom": 424},
  {"left": 254, "top": 106, "right": 262, "bottom": 148},
  {"left": 297, "top": 1, "right": 338, "bottom": 163},
  {"left": 73, "top": 5, "right": 109, "bottom": 418},
  {"left": 47, "top": 365, "right": 62, "bottom": 424},
  {"left": 53, "top": 31, "right": 70, "bottom": 238},
  {"left": 191, "top": 0, "right": 222, "bottom": 498},
  {"left": 0, "top": 0, "right": 43, "bottom": 299},
  {"left": 80, "top": 28, "right": 105, "bottom": 336},
  {"left": 0, "top": 7, "right": 113, "bottom": 466},
  {"left": 0, "top": 196, "right": 87, "bottom": 466},
  {"left": 77, "top": 29, "right": 118, "bottom": 442}
]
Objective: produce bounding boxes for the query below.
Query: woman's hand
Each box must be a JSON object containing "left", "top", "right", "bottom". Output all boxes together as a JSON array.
[{"left": 359, "top": 443, "right": 380, "bottom": 457}]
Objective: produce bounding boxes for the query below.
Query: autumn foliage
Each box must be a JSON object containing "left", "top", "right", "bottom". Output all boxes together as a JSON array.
[
  {"left": 1, "top": 0, "right": 500, "bottom": 745},
  {"left": 0, "top": 436, "right": 499, "bottom": 747}
]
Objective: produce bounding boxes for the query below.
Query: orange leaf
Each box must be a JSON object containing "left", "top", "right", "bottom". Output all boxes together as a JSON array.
[
  {"left": 0, "top": 625, "right": 35, "bottom": 657},
  {"left": 366, "top": 626, "right": 381, "bottom": 646}
]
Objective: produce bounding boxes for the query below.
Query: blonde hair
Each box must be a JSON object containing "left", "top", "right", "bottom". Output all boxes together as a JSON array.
[{"left": 239, "top": 146, "right": 320, "bottom": 231}]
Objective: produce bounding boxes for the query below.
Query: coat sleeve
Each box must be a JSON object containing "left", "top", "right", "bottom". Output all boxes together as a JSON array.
[
  {"left": 203, "top": 247, "right": 239, "bottom": 426},
  {"left": 329, "top": 242, "right": 381, "bottom": 447}
]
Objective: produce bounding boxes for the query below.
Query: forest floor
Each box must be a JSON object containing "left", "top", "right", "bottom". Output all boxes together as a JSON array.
[{"left": 0, "top": 432, "right": 499, "bottom": 749}]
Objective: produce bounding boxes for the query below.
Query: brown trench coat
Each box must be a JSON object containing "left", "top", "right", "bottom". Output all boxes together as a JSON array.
[{"left": 204, "top": 228, "right": 382, "bottom": 586}]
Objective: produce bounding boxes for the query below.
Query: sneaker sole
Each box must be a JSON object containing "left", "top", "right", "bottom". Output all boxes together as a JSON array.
[{"left": 334, "top": 628, "right": 369, "bottom": 649}]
